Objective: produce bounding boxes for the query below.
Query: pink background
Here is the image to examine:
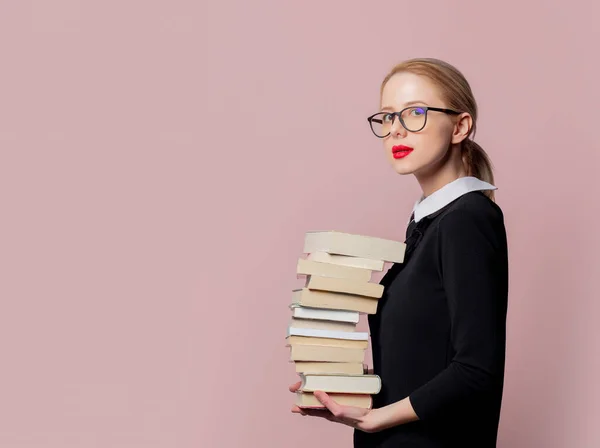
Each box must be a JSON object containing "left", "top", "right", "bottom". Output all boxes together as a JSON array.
[{"left": 1, "top": 1, "right": 599, "bottom": 447}]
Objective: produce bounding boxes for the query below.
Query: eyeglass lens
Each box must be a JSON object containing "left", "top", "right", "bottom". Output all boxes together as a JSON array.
[{"left": 370, "top": 107, "right": 427, "bottom": 136}]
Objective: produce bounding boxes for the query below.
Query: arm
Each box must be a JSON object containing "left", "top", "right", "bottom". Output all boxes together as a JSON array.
[{"left": 408, "top": 208, "right": 508, "bottom": 420}]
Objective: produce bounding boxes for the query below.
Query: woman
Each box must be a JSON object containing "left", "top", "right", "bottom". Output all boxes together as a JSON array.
[{"left": 290, "top": 58, "right": 509, "bottom": 447}]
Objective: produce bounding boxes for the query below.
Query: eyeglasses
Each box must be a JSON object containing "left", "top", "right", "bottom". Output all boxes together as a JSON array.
[{"left": 367, "top": 106, "right": 461, "bottom": 138}]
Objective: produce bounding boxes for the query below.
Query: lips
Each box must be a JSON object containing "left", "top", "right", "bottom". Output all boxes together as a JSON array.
[{"left": 392, "top": 145, "right": 414, "bottom": 159}]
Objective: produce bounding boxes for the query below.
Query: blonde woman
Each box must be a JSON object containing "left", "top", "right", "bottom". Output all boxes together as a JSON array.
[{"left": 290, "top": 58, "right": 509, "bottom": 448}]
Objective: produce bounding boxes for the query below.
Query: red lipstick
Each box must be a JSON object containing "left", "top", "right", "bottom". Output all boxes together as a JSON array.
[{"left": 392, "top": 145, "right": 414, "bottom": 159}]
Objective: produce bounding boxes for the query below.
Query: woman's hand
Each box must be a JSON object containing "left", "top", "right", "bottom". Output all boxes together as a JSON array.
[{"left": 289, "top": 381, "right": 384, "bottom": 433}]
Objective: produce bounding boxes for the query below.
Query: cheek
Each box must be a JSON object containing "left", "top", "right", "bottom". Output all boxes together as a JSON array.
[{"left": 416, "top": 128, "right": 452, "bottom": 160}]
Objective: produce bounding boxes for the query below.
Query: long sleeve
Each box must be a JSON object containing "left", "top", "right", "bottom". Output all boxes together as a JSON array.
[{"left": 408, "top": 206, "right": 509, "bottom": 421}]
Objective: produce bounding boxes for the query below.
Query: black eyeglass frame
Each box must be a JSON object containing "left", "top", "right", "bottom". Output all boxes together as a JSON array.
[{"left": 367, "top": 106, "right": 461, "bottom": 137}]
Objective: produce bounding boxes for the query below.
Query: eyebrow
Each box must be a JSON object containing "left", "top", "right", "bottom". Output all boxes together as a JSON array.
[{"left": 380, "top": 100, "right": 429, "bottom": 111}]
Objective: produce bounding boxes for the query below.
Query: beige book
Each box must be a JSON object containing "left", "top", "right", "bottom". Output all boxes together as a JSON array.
[
  {"left": 304, "top": 230, "right": 406, "bottom": 263},
  {"left": 308, "top": 251, "right": 385, "bottom": 272},
  {"left": 299, "top": 373, "right": 382, "bottom": 394},
  {"left": 296, "top": 258, "right": 372, "bottom": 282},
  {"left": 292, "top": 288, "right": 378, "bottom": 314},
  {"left": 295, "top": 391, "right": 372, "bottom": 409},
  {"left": 294, "top": 361, "right": 364, "bottom": 375},
  {"left": 289, "top": 317, "right": 357, "bottom": 332},
  {"left": 286, "top": 335, "right": 369, "bottom": 349},
  {"left": 289, "top": 345, "right": 365, "bottom": 363},
  {"left": 305, "top": 275, "right": 384, "bottom": 299}
]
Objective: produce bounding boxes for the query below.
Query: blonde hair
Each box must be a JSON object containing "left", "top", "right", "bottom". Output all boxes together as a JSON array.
[{"left": 381, "top": 58, "right": 495, "bottom": 200}]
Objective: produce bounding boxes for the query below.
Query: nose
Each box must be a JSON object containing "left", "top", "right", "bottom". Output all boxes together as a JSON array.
[{"left": 389, "top": 115, "right": 407, "bottom": 137}]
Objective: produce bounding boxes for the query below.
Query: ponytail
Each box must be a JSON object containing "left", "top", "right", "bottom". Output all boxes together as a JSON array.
[{"left": 462, "top": 139, "right": 495, "bottom": 201}]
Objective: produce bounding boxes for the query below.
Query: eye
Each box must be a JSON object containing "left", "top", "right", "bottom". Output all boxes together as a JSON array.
[
  {"left": 382, "top": 113, "right": 394, "bottom": 123},
  {"left": 409, "top": 107, "right": 425, "bottom": 116}
]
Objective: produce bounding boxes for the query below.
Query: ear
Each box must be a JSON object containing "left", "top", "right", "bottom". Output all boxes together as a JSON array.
[{"left": 451, "top": 112, "right": 472, "bottom": 145}]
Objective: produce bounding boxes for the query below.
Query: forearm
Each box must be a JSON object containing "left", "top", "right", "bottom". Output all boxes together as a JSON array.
[
  {"left": 361, "top": 365, "right": 418, "bottom": 431},
  {"left": 369, "top": 396, "right": 419, "bottom": 431}
]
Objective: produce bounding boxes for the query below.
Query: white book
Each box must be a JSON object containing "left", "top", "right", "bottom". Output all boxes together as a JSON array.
[
  {"left": 304, "top": 230, "right": 406, "bottom": 263},
  {"left": 307, "top": 251, "right": 385, "bottom": 272},
  {"left": 289, "top": 317, "right": 356, "bottom": 332},
  {"left": 289, "top": 304, "right": 360, "bottom": 324},
  {"left": 299, "top": 373, "right": 382, "bottom": 394},
  {"left": 287, "top": 327, "right": 368, "bottom": 341}
]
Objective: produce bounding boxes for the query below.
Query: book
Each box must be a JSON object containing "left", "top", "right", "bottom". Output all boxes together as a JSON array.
[
  {"left": 296, "top": 258, "right": 372, "bottom": 282},
  {"left": 305, "top": 275, "right": 384, "bottom": 299},
  {"left": 292, "top": 288, "right": 378, "bottom": 314},
  {"left": 298, "top": 373, "right": 382, "bottom": 394},
  {"left": 304, "top": 230, "right": 406, "bottom": 263},
  {"left": 288, "top": 230, "right": 393, "bottom": 410},
  {"left": 289, "top": 345, "right": 365, "bottom": 363},
  {"left": 294, "top": 361, "right": 364, "bottom": 375},
  {"left": 290, "top": 304, "right": 360, "bottom": 323},
  {"left": 286, "top": 335, "right": 369, "bottom": 350},
  {"left": 287, "top": 327, "right": 368, "bottom": 341},
  {"left": 307, "top": 251, "right": 385, "bottom": 271},
  {"left": 289, "top": 317, "right": 356, "bottom": 332},
  {"left": 295, "top": 391, "right": 372, "bottom": 409}
]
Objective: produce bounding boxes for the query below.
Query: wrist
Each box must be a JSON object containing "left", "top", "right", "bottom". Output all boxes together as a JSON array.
[{"left": 360, "top": 407, "right": 387, "bottom": 433}]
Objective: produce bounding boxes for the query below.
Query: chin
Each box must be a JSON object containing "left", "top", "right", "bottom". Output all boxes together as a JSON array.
[{"left": 388, "top": 159, "right": 418, "bottom": 175}]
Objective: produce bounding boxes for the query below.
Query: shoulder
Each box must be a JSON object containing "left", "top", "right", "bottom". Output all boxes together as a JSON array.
[
  {"left": 435, "top": 191, "right": 506, "bottom": 245},
  {"left": 439, "top": 191, "right": 504, "bottom": 224}
]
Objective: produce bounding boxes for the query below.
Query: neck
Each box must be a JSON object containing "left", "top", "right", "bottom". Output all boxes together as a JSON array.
[{"left": 415, "top": 145, "right": 467, "bottom": 198}]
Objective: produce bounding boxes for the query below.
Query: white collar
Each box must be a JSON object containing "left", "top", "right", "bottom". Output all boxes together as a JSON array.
[{"left": 410, "top": 176, "right": 497, "bottom": 224}]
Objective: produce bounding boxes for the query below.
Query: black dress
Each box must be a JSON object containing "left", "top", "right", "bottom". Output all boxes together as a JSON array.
[{"left": 354, "top": 191, "right": 509, "bottom": 448}]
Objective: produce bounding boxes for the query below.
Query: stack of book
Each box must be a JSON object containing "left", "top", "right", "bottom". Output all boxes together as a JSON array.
[{"left": 287, "top": 230, "right": 406, "bottom": 409}]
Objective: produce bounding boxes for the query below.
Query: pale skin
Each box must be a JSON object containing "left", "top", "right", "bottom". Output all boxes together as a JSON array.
[{"left": 289, "top": 71, "right": 474, "bottom": 432}]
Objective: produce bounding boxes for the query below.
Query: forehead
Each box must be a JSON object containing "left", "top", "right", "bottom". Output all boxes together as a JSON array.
[{"left": 381, "top": 72, "right": 442, "bottom": 108}]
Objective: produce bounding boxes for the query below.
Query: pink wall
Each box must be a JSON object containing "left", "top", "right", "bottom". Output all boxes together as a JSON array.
[{"left": 1, "top": 1, "right": 598, "bottom": 446}]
